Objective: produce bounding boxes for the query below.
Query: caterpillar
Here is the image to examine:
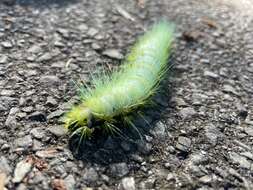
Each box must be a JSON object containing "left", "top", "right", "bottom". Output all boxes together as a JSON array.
[{"left": 63, "top": 21, "right": 174, "bottom": 142}]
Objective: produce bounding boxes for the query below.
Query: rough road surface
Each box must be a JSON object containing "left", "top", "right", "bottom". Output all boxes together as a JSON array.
[{"left": 0, "top": 0, "right": 253, "bottom": 189}]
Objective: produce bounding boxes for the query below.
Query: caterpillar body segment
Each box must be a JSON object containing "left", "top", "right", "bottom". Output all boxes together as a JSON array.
[{"left": 64, "top": 21, "right": 175, "bottom": 139}]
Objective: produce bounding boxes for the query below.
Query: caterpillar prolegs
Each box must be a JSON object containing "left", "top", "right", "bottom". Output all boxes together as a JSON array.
[{"left": 63, "top": 21, "right": 175, "bottom": 141}]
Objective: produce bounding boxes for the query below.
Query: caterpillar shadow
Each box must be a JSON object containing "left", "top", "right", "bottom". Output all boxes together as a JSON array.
[{"left": 68, "top": 57, "right": 180, "bottom": 165}]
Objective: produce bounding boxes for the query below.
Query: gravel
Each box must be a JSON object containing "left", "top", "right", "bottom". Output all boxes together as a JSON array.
[{"left": 1, "top": 0, "right": 253, "bottom": 189}]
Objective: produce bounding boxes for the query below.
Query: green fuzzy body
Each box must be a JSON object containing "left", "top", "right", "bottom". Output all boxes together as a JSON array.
[{"left": 64, "top": 21, "right": 174, "bottom": 138}]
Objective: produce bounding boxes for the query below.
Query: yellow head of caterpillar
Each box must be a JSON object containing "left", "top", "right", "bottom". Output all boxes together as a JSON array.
[{"left": 64, "top": 105, "right": 93, "bottom": 134}]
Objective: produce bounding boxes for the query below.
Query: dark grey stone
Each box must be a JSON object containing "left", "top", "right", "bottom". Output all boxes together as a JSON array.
[
  {"left": 83, "top": 167, "right": 99, "bottom": 183},
  {"left": 28, "top": 111, "right": 47, "bottom": 122},
  {"left": 110, "top": 163, "right": 129, "bottom": 178},
  {"left": 14, "top": 135, "right": 33, "bottom": 148}
]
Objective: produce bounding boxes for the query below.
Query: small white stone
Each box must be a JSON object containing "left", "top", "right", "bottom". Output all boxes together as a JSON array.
[
  {"left": 13, "top": 160, "right": 32, "bottom": 183},
  {"left": 121, "top": 177, "right": 135, "bottom": 190}
]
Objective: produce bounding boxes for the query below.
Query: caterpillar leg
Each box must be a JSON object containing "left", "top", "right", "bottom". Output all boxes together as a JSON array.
[
  {"left": 102, "top": 122, "right": 121, "bottom": 136},
  {"left": 68, "top": 126, "right": 95, "bottom": 153}
]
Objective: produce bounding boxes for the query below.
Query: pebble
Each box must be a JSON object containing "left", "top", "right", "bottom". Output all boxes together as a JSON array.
[
  {"left": 130, "top": 154, "right": 143, "bottom": 163},
  {"left": 219, "top": 67, "right": 228, "bottom": 77},
  {"left": 53, "top": 165, "right": 67, "bottom": 177},
  {"left": 140, "top": 177, "right": 155, "bottom": 189},
  {"left": 0, "top": 89, "right": 15, "bottom": 96},
  {"left": 31, "top": 171, "right": 46, "bottom": 184},
  {"left": 57, "top": 28, "right": 69, "bottom": 38},
  {"left": 199, "top": 175, "right": 212, "bottom": 184},
  {"left": 83, "top": 167, "right": 99, "bottom": 183},
  {"left": 91, "top": 42, "right": 102, "bottom": 50},
  {"left": 241, "top": 152, "right": 253, "bottom": 160},
  {"left": 200, "top": 58, "right": 210, "bottom": 64},
  {"left": 36, "top": 148, "right": 58, "bottom": 158},
  {"left": 204, "top": 125, "right": 220, "bottom": 145},
  {"left": 204, "top": 70, "right": 219, "bottom": 79},
  {"left": 30, "top": 127, "right": 46, "bottom": 140},
  {"left": 14, "top": 135, "right": 33, "bottom": 148},
  {"left": 110, "top": 163, "right": 129, "bottom": 177},
  {"left": 22, "top": 106, "right": 34, "bottom": 113},
  {"left": 236, "top": 103, "right": 248, "bottom": 118},
  {"left": 121, "top": 177, "right": 135, "bottom": 190},
  {"left": 1, "top": 143, "right": 10, "bottom": 151},
  {"left": 37, "top": 53, "right": 52, "bottom": 62},
  {"left": 87, "top": 28, "right": 99, "bottom": 37},
  {"left": 32, "top": 139, "right": 43, "bottom": 151},
  {"left": 176, "top": 136, "right": 191, "bottom": 152},
  {"left": 189, "top": 152, "right": 208, "bottom": 165},
  {"left": 64, "top": 175, "right": 75, "bottom": 190},
  {"left": 150, "top": 122, "right": 166, "bottom": 140},
  {"left": 244, "top": 127, "right": 253, "bottom": 136},
  {"left": 39, "top": 75, "right": 60, "bottom": 85},
  {"left": 54, "top": 40, "right": 65, "bottom": 47},
  {"left": 0, "top": 156, "right": 12, "bottom": 175},
  {"left": 166, "top": 173, "right": 175, "bottom": 181},
  {"left": 223, "top": 84, "right": 238, "bottom": 95},
  {"left": 13, "top": 160, "right": 32, "bottom": 183},
  {"left": 0, "top": 55, "right": 8, "bottom": 64},
  {"left": 47, "top": 109, "right": 65, "bottom": 120},
  {"left": 120, "top": 141, "right": 133, "bottom": 152},
  {"left": 1, "top": 41, "right": 12, "bottom": 48},
  {"left": 229, "top": 152, "right": 251, "bottom": 169},
  {"left": 27, "top": 45, "right": 41, "bottom": 54},
  {"left": 78, "top": 24, "right": 88, "bottom": 31},
  {"left": 25, "top": 70, "right": 38, "bottom": 77},
  {"left": 137, "top": 140, "right": 152, "bottom": 155},
  {"left": 101, "top": 174, "right": 110, "bottom": 183},
  {"left": 171, "top": 97, "right": 187, "bottom": 107},
  {"left": 0, "top": 103, "right": 7, "bottom": 111},
  {"left": 188, "top": 165, "right": 205, "bottom": 177},
  {"left": 48, "top": 125, "right": 67, "bottom": 137},
  {"left": 179, "top": 107, "right": 197, "bottom": 120},
  {"left": 51, "top": 178, "right": 67, "bottom": 190},
  {"left": 28, "top": 111, "right": 47, "bottom": 122},
  {"left": 46, "top": 96, "right": 58, "bottom": 107},
  {"left": 102, "top": 49, "right": 123, "bottom": 60},
  {"left": 16, "top": 184, "right": 27, "bottom": 190},
  {"left": 5, "top": 107, "right": 19, "bottom": 126}
]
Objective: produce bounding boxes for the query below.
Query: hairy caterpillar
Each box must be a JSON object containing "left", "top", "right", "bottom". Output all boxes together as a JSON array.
[{"left": 64, "top": 21, "right": 174, "bottom": 142}]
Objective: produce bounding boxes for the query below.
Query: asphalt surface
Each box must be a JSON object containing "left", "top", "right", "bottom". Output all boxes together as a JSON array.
[{"left": 0, "top": 0, "right": 253, "bottom": 189}]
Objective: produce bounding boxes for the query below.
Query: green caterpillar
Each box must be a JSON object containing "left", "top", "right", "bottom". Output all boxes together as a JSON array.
[{"left": 64, "top": 21, "right": 174, "bottom": 141}]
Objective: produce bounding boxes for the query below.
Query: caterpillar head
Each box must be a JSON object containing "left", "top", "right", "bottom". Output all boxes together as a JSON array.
[{"left": 63, "top": 105, "right": 94, "bottom": 138}]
